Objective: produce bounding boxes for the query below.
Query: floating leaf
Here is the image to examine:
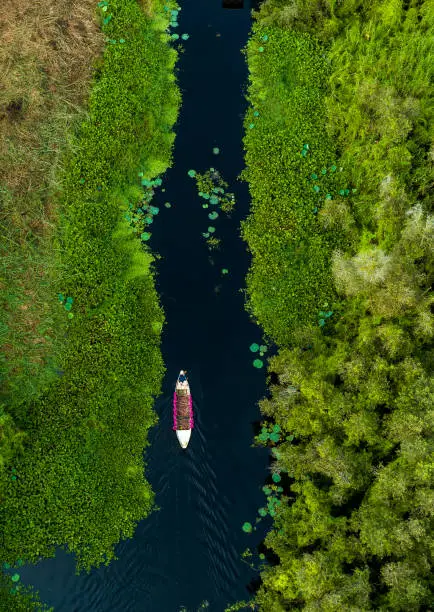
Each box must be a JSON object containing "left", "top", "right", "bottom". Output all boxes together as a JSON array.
[
  {"left": 207, "top": 226, "right": 215, "bottom": 233},
  {"left": 141, "top": 232, "right": 151, "bottom": 241},
  {"left": 253, "top": 359, "right": 263, "bottom": 368},
  {"left": 181, "top": 33, "right": 189, "bottom": 40},
  {"left": 145, "top": 216, "right": 153, "bottom": 224},
  {"left": 325, "top": 194, "right": 332, "bottom": 200},
  {"left": 311, "top": 173, "right": 318, "bottom": 180},
  {"left": 319, "top": 319, "right": 325, "bottom": 327},
  {"left": 339, "top": 189, "right": 345, "bottom": 196},
  {"left": 3, "top": 563, "right": 10, "bottom": 569},
  {"left": 249, "top": 343, "right": 260, "bottom": 352},
  {"left": 164, "top": 202, "right": 171, "bottom": 208},
  {"left": 288, "top": 435, "right": 294, "bottom": 441},
  {"left": 258, "top": 432, "right": 268, "bottom": 442},
  {"left": 262, "top": 486, "right": 272, "bottom": 495},
  {"left": 203, "top": 193, "right": 210, "bottom": 200},
  {"left": 171, "top": 33, "right": 179, "bottom": 40},
  {"left": 242, "top": 522, "right": 253, "bottom": 533},
  {"left": 259, "top": 345, "right": 267, "bottom": 352},
  {"left": 67, "top": 313, "right": 74, "bottom": 319},
  {"left": 150, "top": 206, "right": 159, "bottom": 215},
  {"left": 330, "top": 165, "right": 337, "bottom": 172},
  {"left": 272, "top": 424, "right": 281, "bottom": 433},
  {"left": 258, "top": 507, "right": 268, "bottom": 517},
  {"left": 303, "top": 144, "right": 309, "bottom": 150},
  {"left": 11, "top": 475, "right": 17, "bottom": 480},
  {"left": 212, "top": 147, "right": 220, "bottom": 155},
  {"left": 64, "top": 302, "right": 72, "bottom": 312},
  {"left": 259, "top": 553, "right": 265, "bottom": 560},
  {"left": 208, "top": 211, "right": 219, "bottom": 220},
  {"left": 272, "top": 473, "right": 281, "bottom": 483},
  {"left": 187, "top": 169, "right": 196, "bottom": 177},
  {"left": 171, "top": 21, "right": 179, "bottom": 27},
  {"left": 202, "top": 232, "right": 210, "bottom": 238},
  {"left": 301, "top": 149, "right": 307, "bottom": 157},
  {"left": 11, "top": 574, "right": 20, "bottom": 583},
  {"left": 269, "top": 433, "right": 280, "bottom": 443},
  {"left": 119, "top": 38, "right": 125, "bottom": 43},
  {"left": 103, "top": 15, "right": 112, "bottom": 25},
  {"left": 209, "top": 195, "right": 219, "bottom": 205},
  {"left": 202, "top": 204, "right": 209, "bottom": 209},
  {"left": 58, "top": 293, "right": 64, "bottom": 302},
  {"left": 221, "top": 268, "right": 229, "bottom": 274},
  {"left": 253, "top": 111, "right": 260, "bottom": 117},
  {"left": 79, "top": 178, "right": 85, "bottom": 184}
]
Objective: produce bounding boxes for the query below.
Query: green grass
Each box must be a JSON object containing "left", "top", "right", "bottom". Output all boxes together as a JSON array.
[{"left": 0, "top": 0, "right": 182, "bottom": 598}]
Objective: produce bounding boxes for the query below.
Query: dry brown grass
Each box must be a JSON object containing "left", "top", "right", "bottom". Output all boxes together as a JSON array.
[{"left": 0, "top": 0, "right": 106, "bottom": 404}]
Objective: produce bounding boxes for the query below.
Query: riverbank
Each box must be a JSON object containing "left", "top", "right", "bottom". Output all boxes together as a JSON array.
[
  {"left": 0, "top": 0, "right": 181, "bottom": 607},
  {"left": 229, "top": 0, "right": 433, "bottom": 609}
]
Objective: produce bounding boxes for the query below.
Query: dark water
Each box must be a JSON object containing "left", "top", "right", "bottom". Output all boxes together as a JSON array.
[{"left": 17, "top": 1, "right": 272, "bottom": 609}]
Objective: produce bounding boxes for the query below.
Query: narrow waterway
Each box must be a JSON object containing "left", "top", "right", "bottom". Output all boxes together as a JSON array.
[{"left": 18, "top": 1, "right": 271, "bottom": 609}]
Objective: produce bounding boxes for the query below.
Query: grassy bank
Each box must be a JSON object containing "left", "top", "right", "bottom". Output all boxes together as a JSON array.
[
  {"left": 1, "top": 0, "right": 181, "bottom": 607},
  {"left": 229, "top": 0, "right": 433, "bottom": 610}
]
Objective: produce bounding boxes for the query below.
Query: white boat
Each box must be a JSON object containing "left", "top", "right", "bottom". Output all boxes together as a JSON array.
[{"left": 173, "top": 370, "right": 194, "bottom": 449}]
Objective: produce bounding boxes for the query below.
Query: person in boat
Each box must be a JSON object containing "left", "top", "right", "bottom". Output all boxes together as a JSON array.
[{"left": 179, "top": 370, "right": 187, "bottom": 383}]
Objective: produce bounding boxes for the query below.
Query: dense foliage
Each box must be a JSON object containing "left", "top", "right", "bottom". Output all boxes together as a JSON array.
[
  {"left": 1, "top": 0, "right": 181, "bottom": 606},
  {"left": 230, "top": 0, "right": 434, "bottom": 609}
]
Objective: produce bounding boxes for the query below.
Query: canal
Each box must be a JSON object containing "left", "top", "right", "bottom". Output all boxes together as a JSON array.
[{"left": 18, "top": 0, "right": 270, "bottom": 609}]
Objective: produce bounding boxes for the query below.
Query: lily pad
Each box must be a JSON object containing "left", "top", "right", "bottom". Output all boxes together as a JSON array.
[
  {"left": 208, "top": 211, "right": 218, "bottom": 220},
  {"left": 221, "top": 268, "right": 229, "bottom": 274},
  {"left": 311, "top": 173, "right": 318, "bottom": 180},
  {"left": 171, "top": 33, "right": 179, "bottom": 40},
  {"left": 253, "top": 359, "right": 263, "bottom": 368},
  {"left": 11, "top": 574, "right": 20, "bottom": 583},
  {"left": 202, "top": 232, "right": 210, "bottom": 238},
  {"left": 253, "top": 111, "right": 260, "bottom": 117},
  {"left": 202, "top": 203, "right": 209, "bottom": 209},
  {"left": 272, "top": 473, "right": 281, "bottom": 483},
  {"left": 258, "top": 508, "right": 268, "bottom": 517},
  {"left": 150, "top": 206, "right": 159, "bottom": 215},
  {"left": 141, "top": 232, "right": 151, "bottom": 241},
  {"left": 207, "top": 226, "right": 215, "bottom": 233},
  {"left": 242, "top": 522, "right": 253, "bottom": 533},
  {"left": 212, "top": 147, "right": 220, "bottom": 155},
  {"left": 209, "top": 195, "right": 219, "bottom": 205},
  {"left": 259, "top": 344, "right": 267, "bottom": 352},
  {"left": 181, "top": 33, "right": 189, "bottom": 40},
  {"left": 249, "top": 343, "right": 260, "bottom": 352},
  {"left": 258, "top": 46, "right": 264, "bottom": 52},
  {"left": 164, "top": 202, "right": 171, "bottom": 208},
  {"left": 249, "top": 123, "right": 255, "bottom": 129},
  {"left": 321, "top": 168, "right": 327, "bottom": 175},
  {"left": 187, "top": 169, "right": 196, "bottom": 177}
]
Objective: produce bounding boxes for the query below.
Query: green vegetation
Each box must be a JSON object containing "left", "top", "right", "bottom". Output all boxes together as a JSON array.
[
  {"left": 229, "top": 0, "right": 434, "bottom": 609},
  {"left": 1, "top": 0, "right": 181, "bottom": 607}
]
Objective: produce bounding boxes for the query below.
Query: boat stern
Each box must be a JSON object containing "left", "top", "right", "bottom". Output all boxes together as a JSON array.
[{"left": 176, "top": 429, "right": 191, "bottom": 449}]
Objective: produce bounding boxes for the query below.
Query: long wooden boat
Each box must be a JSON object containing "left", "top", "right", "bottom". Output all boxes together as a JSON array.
[{"left": 173, "top": 370, "right": 194, "bottom": 449}]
